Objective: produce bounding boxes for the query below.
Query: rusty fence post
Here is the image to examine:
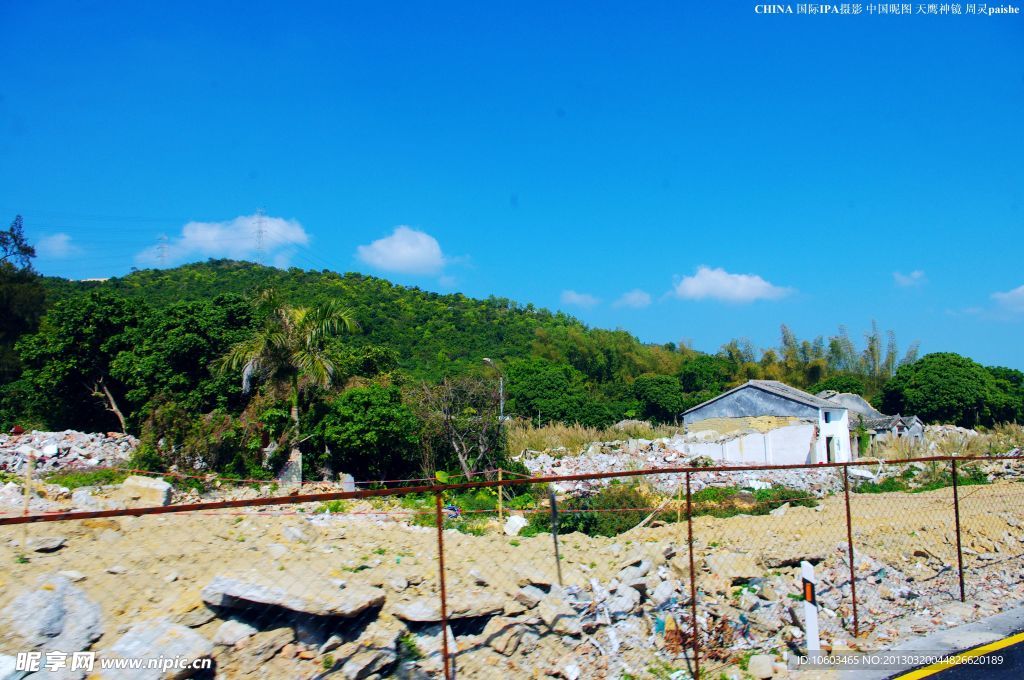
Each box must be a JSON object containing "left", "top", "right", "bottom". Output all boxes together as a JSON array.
[
  {"left": 952, "top": 459, "right": 966, "bottom": 603},
  {"left": 685, "top": 471, "right": 700, "bottom": 680},
  {"left": 842, "top": 465, "right": 859, "bottom": 637},
  {"left": 497, "top": 468, "right": 503, "bottom": 524},
  {"left": 548, "top": 486, "right": 564, "bottom": 587},
  {"left": 434, "top": 492, "right": 452, "bottom": 680}
]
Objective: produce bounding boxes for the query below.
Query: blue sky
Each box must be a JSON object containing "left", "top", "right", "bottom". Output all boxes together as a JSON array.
[{"left": 2, "top": 2, "right": 1022, "bottom": 368}]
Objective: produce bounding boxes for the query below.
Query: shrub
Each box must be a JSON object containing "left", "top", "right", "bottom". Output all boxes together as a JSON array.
[
  {"left": 528, "top": 482, "right": 652, "bottom": 537},
  {"left": 854, "top": 477, "right": 908, "bottom": 494},
  {"left": 42, "top": 467, "right": 129, "bottom": 490}
]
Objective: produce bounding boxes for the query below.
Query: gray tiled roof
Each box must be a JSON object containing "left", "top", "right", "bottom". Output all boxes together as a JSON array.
[{"left": 683, "top": 379, "right": 845, "bottom": 415}]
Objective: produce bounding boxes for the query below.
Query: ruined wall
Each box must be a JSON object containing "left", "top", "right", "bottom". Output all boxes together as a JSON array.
[
  {"left": 685, "top": 422, "right": 817, "bottom": 465},
  {"left": 683, "top": 387, "right": 818, "bottom": 426}
]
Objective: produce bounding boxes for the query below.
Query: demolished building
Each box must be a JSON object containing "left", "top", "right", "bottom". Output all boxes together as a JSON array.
[
  {"left": 817, "top": 390, "right": 925, "bottom": 453},
  {"left": 681, "top": 380, "right": 852, "bottom": 465}
]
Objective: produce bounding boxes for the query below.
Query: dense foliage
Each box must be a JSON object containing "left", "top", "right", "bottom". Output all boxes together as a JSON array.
[
  {"left": 881, "top": 353, "right": 1024, "bottom": 427},
  {"left": 0, "top": 251, "right": 1019, "bottom": 483}
]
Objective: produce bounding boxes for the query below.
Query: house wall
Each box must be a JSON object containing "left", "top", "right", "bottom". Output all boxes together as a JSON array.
[
  {"left": 683, "top": 386, "right": 819, "bottom": 426},
  {"left": 817, "top": 407, "right": 852, "bottom": 463},
  {"left": 685, "top": 423, "right": 817, "bottom": 465}
]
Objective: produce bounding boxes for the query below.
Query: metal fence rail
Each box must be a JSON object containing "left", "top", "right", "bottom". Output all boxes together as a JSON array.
[{"left": 1, "top": 453, "right": 1022, "bottom": 679}]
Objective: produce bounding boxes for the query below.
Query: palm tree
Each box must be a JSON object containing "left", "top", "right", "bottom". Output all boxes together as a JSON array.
[{"left": 218, "top": 290, "right": 358, "bottom": 469}]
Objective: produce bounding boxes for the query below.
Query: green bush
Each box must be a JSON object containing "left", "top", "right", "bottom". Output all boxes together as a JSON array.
[
  {"left": 42, "top": 467, "right": 129, "bottom": 489},
  {"left": 528, "top": 482, "right": 651, "bottom": 537},
  {"left": 854, "top": 477, "right": 908, "bottom": 494}
]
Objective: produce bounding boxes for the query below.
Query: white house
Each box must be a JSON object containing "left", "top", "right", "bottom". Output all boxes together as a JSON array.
[{"left": 681, "top": 380, "right": 852, "bottom": 464}]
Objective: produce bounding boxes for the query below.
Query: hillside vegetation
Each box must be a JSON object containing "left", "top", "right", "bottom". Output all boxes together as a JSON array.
[{"left": 1, "top": 232, "right": 1021, "bottom": 482}]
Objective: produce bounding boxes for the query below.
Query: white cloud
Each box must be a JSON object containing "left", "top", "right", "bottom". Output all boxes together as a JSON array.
[
  {"left": 894, "top": 270, "right": 927, "bottom": 287},
  {"left": 671, "top": 265, "right": 792, "bottom": 303},
  {"left": 560, "top": 290, "right": 600, "bottom": 308},
  {"left": 135, "top": 213, "right": 309, "bottom": 266},
  {"left": 992, "top": 284, "right": 1024, "bottom": 314},
  {"left": 613, "top": 289, "right": 652, "bottom": 308},
  {"left": 355, "top": 226, "right": 446, "bottom": 275},
  {"left": 37, "top": 233, "right": 81, "bottom": 259}
]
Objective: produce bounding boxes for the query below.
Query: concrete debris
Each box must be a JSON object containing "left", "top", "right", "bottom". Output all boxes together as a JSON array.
[
  {"left": 0, "top": 430, "right": 137, "bottom": 474},
  {"left": 100, "top": 618, "right": 213, "bottom": 680},
  {"left": 201, "top": 572, "right": 386, "bottom": 618},
  {"left": 1, "top": 574, "right": 103, "bottom": 653}
]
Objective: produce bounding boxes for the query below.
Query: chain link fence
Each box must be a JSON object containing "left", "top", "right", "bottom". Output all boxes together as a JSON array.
[{"left": 1, "top": 454, "right": 1024, "bottom": 679}]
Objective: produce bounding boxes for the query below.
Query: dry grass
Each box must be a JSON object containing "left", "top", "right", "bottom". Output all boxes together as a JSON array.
[
  {"left": 505, "top": 418, "right": 682, "bottom": 455},
  {"left": 874, "top": 422, "right": 1024, "bottom": 460}
]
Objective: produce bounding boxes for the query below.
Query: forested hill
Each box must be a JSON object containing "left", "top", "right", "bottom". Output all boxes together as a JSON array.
[{"left": 41, "top": 259, "right": 690, "bottom": 384}]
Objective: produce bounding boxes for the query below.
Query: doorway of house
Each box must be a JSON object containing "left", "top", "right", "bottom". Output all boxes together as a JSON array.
[{"left": 826, "top": 436, "right": 834, "bottom": 463}]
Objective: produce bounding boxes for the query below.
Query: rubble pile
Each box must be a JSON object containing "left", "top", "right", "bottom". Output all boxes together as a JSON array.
[
  {"left": 0, "top": 430, "right": 137, "bottom": 474},
  {"left": 523, "top": 436, "right": 846, "bottom": 496}
]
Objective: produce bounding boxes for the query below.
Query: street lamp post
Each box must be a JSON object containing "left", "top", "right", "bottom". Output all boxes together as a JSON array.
[{"left": 482, "top": 358, "right": 504, "bottom": 421}]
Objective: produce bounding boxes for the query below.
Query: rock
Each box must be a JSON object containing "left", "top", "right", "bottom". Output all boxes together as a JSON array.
[
  {"left": 71, "top": 488, "right": 102, "bottom": 510},
  {"left": 504, "top": 515, "right": 529, "bottom": 536},
  {"left": 705, "top": 551, "right": 760, "bottom": 582},
  {"left": 106, "top": 565, "right": 127, "bottom": 574},
  {"left": 563, "top": 663, "right": 581, "bottom": 680},
  {"left": 101, "top": 618, "right": 212, "bottom": 680},
  {"left": 174, "top": 606, "right": 216, "bottom": 628},
  {"left": 410, "top": 625, "right": 455, "bottom": 674},
  {"left": 392, "top": 591, "right": 504, "bottom": 622},
  {"left": 606, "top": 585, "right": 641, "bottom": 619},
  {"left": 668, "top": 555, "right": 692, "bottom": 579},
  {"left": 538, "top": 590, "right": 582, "bottom": 636},
  {"left": 481, "top": 617, "right": 525, "bottom": 656},
  {"left": 514, "top": 585, "right": 546, "bottom": 609},
  {"left": 282, "top": 525, "right": 310, "bottom": 543},
  {"left": 30, "top": 536, "right": 66, "bottom": 553},
  {"left": 651, "top": 580, "right": 679, "bottom": 607},
  {"left": 0, "top": 655, "right": 15, "bottom": 680},
  {"left": 266, "top": 543, "right": 288, "bottom": 559},
  {"left": 237, "top": 627, "right": 293, "bottom": 665},
  {"left": 469, "top": 569, "right": 488, "bottom": 586},
  {"left": 213, "top": 619, "right": 257, "bottom": 646},
  {"left": 201, "top": 572, "right": 385, "bottom": 618},
  {"left": 747, "top": 610, "right": 783, "bottom": 633},
  {"left": 319, "top": 634, "right": 343, "bottom": 654},
  {"left": 747, "top": 654, "right": 775, "bottom": 679},
  {"left": 758, "top": 583, "right": 781, "bottom": 601},
  {"left": 1, "top": 574, "right": 102, "bottom": 652},
  {"left": 58, "top": 570, "right": 86, "bottom": 582},
  {"left": 387, "top": 575, "right": 409, "bottom": 592},
  {"left": 116, "top": 476, "right": 171, "bottom": 506},
  {"left": 617, "top": 559, "right": 652, "bottom": 583},
  {"left": 769, "top": 502, "right": 789, "bottom": 517}
]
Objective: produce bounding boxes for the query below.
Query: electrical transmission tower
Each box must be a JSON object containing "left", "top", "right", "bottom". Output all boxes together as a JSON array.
[
  {"left": 254, "top": 207, "right": 266, "bottom": 265},
  {"left": 157, "top": 234, "right": 168, "bottom": 267}
]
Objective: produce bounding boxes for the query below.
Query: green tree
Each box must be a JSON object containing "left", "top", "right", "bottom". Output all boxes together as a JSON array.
[
  {"left": 679, "top": 354, "right": 735, "bottom": 394},
  {"left": 310, "top": 385, "right": 420, "bottom": 480},
  {"left": 881, "top": 353, "right": 1002, "bottom": 427},
  {"left": 110, "top": 294, "right": 256, "bottom": 420},
  {"left": 631, "top": 374, "right": 684, "bottom": 423},
  {"left": 504, "top": 357, "right": 614, "bottom": 426},
  {"left": 217, "top": 290, "right": 358, "bottom": 458},
  {"left": 0, "top": 215, "right": 45, "bottom": 385},
  {"left": 16, "top": 291, "right": 148, "bottom": 431}
]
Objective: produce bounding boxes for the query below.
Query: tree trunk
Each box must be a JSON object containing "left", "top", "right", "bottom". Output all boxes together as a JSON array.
[
  {"left": 87, "top": 378, "right": 127, "bottom": 434},
  {"left": 289, "top": 377, "right": 301, "bottom": 460}
]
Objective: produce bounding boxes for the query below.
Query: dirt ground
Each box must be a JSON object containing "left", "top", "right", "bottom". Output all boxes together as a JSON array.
[{"left": 2, "top": 479, "right": 1023, "bottom": 678}]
